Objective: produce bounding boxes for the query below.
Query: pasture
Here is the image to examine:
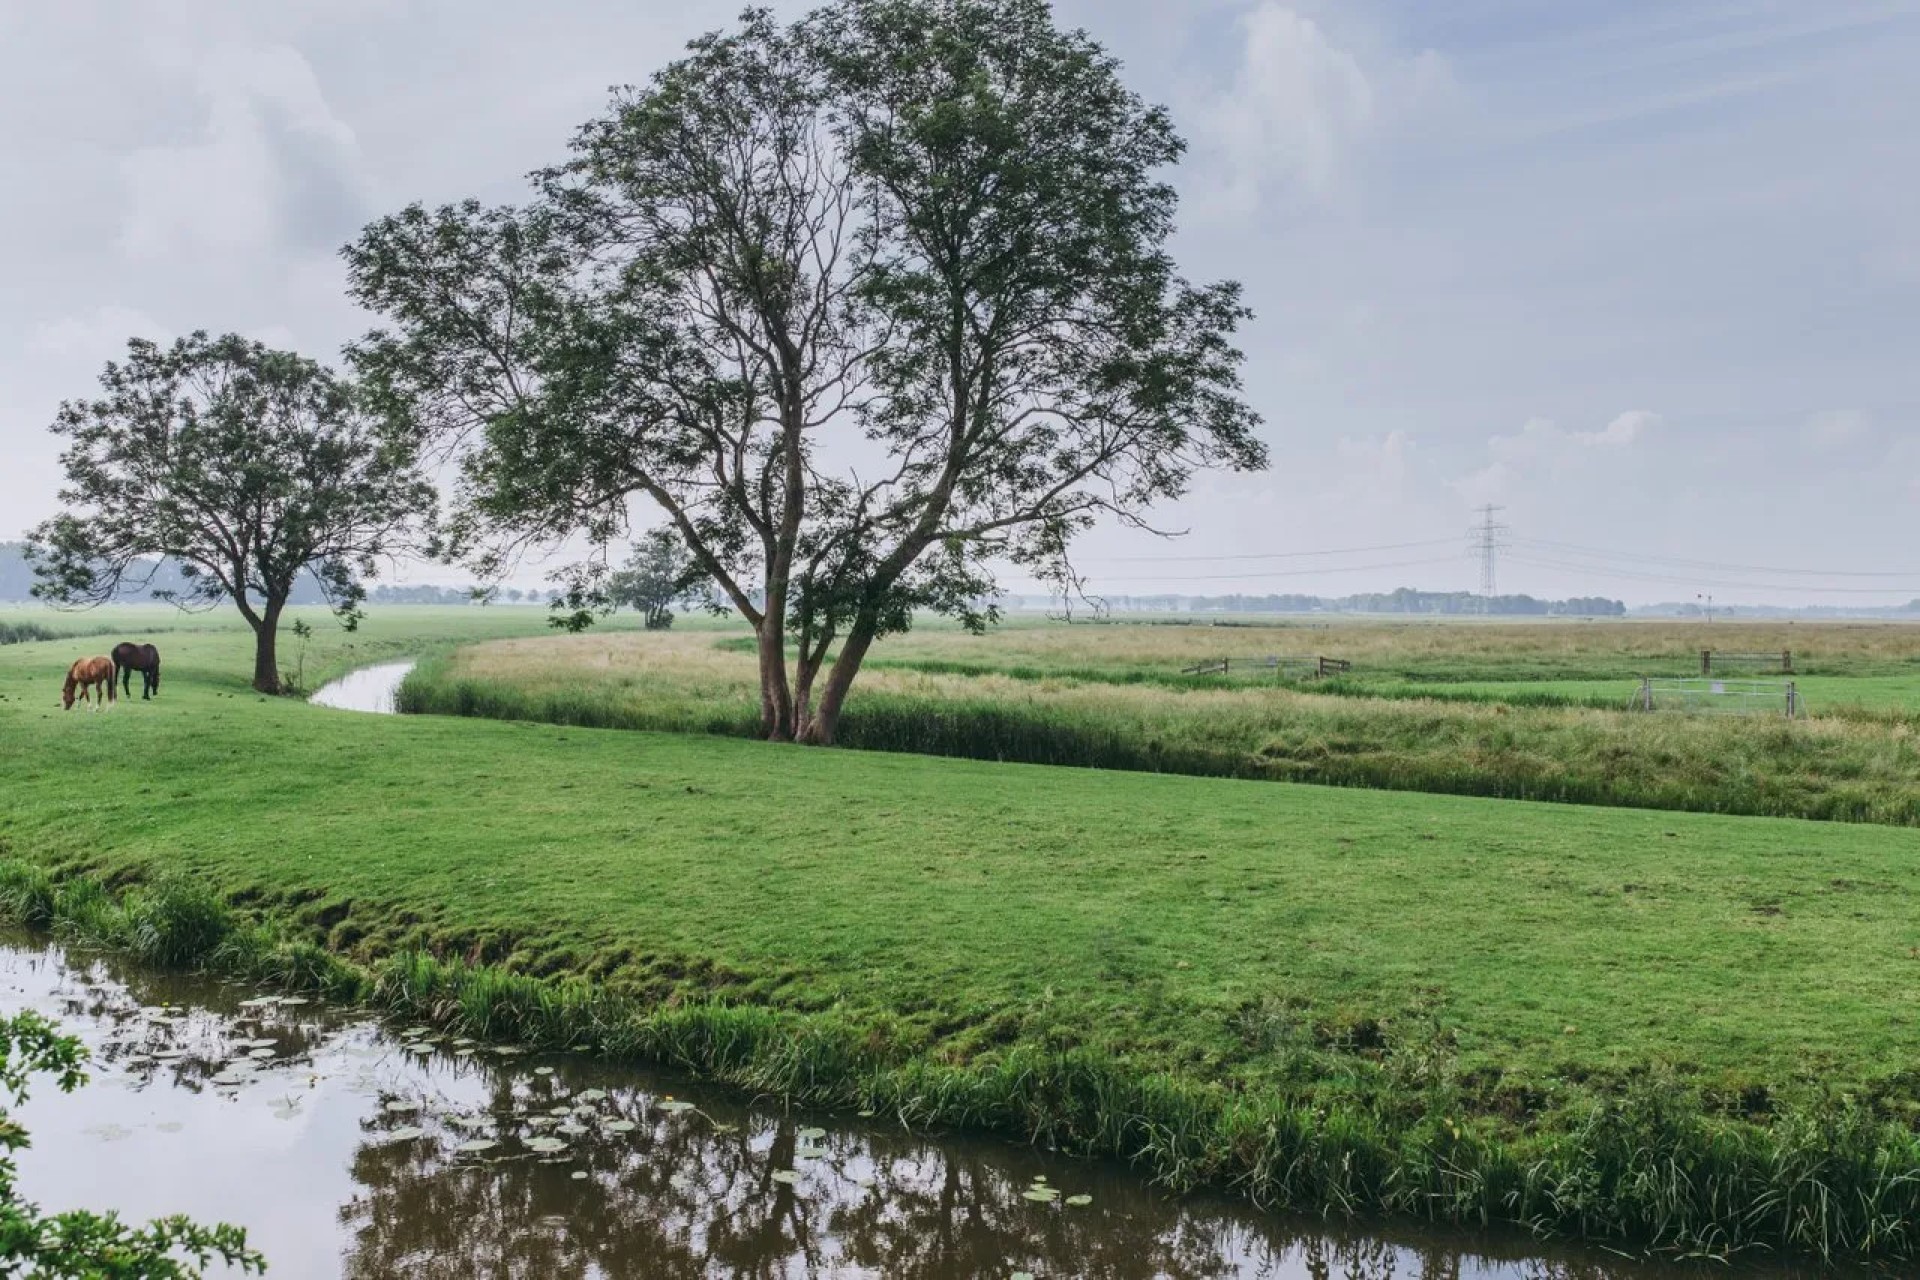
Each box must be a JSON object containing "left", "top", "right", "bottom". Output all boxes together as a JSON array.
[
  {"left": 7, "top": 607, "right": 1920, "bottom": 1257},
  {"left": 400, "top": 617, "right": 1920, "bottom": 826}
]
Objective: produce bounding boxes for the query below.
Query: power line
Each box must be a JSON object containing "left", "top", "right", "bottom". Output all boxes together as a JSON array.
[
  {"left": 1011, "top": 555, "right": 1464, "bottom": 587},
  {"left": 1505, "top": 554, "right": 1920, "bottom": 596},
  {"left": 1073, "top": 537, "right": 1459, "bottom": 565},
  {"left": 1515, "top": 537, "right": 1920, "bottom": 579}
]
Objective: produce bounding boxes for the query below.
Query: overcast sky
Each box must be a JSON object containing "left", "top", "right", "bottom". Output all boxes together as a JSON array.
[{"left": 3, "top": 0, "right": 1917, "bottom": 605}]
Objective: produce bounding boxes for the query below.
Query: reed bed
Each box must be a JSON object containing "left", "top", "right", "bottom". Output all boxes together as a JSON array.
[{"left": 401, "top": 630, "right": 1920, "bottom": 827}]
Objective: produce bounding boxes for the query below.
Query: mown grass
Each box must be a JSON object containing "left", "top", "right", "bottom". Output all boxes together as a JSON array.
[
  {"left": 401, "top": 626, "right": 1920, "bottom": 827},
  {"left": 9, "top": 620, "right": 1920, "bottom": 1259}
]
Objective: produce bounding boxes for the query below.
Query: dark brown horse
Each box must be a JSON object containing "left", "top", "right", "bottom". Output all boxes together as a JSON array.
[
  {"left": 62, "top": 656, "right": 117, "bottom": 711},
  {"left": 112, "top": 642, "right": 161, "bottom": 700}
]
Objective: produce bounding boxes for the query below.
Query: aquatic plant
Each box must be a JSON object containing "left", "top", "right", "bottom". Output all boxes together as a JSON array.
[{"left": 0, "top": 1009, "right": 265, "bottom": 1276}]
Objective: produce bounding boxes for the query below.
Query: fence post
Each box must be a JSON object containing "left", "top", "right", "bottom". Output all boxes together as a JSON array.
[
  {"left": 1786, "top": 681, "right": 1798, "bottom": 719},
  {"left": 1701, "top": 649, "right": 1712, "bottom": 677},
  {"left": 1782, "top": 649, "right": 1793, "bottom": 674}
]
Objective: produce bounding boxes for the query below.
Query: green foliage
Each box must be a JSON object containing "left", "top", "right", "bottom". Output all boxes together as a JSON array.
[
  {"left": 344, "top": 0, "right": 1263, "bottom": 743},
  {"left": 27, "top": 332, "right": 437, "bottom": 693},
  {"left": 0, "top": 1010, "right": 264, "bottom": 1277}
]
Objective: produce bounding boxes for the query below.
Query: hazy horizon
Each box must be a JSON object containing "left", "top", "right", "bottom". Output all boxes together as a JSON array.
[{"left": 4, "top": 1, "right": 1916, "bottom": 607}]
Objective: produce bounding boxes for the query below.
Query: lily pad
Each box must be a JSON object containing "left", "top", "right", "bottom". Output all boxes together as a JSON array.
[
  {"left": 1022, "top": 1188, "right": 1060, "bottom": 1203},
  {"left": 658, "top": 1100, "right": 696, "bottom": 1114},
  {"left": 604, "top": 1120, "right": 637, "bottom": 1134},
  {"left": 857, "top": 1109, "right": 876, "bottom": 1118},
  {"left": 797, "top": 1126, "right": 826, "bottom": 1141},
  {"left": 796, "top": 1145, "right": 830, "bottom": 1160},
  {"left": 570, "top": 1170, "right": 589, "bottom": 1181},
  {"left": 1065, "top": 1194, "right": 1092, "bottom": 1207},
  {"left": 387, "top": 1126, "right": 427, "bottom": 1142},
  {"left": 577, "top": 1088, "right": 607, "bottom": 1102},
  {"left": 770, "top": 1170, "right": 799, "bottom": 1185},
  {"left": 456, "top": 1139, "right": 499, "bottom": 1154},
  {"left": 277, "top": 997, "right": 310, "bottom": 1007},
  {"left": 556, "top": 1123, "right": 590, "bottom": 1138},
  {"left": 384, "top": 1101, "right": 422, "bottom": 1114},
  {"left": 533, "top": 1066, "right": 555, "bottom": 1077},
  {"left": 248, "top": 1048, "right": 277, "bottom": 1060},
  {"left": 525, "top": 1136, "right": 568, "bottom": 1155}
]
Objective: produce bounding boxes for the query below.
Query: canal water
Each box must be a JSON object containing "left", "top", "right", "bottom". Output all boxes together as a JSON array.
[
  {"left": 0, "top": 935, "right": 1875, "bottom": 1280},
  {"left": 309, "top": 661, "right": 417, "bottom": 715}
]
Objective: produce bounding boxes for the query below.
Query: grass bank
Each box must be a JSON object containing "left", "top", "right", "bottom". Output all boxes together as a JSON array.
[
  {"left": 7, "top": 621, "right": 1920, "bottom": 1260},
  {"left": 399, "top": 629, "right": 1920, "bottom": 826}
]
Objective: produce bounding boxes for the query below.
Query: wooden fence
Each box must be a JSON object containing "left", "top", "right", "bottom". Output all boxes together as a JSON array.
[{"left": 1182, "top": 655, "right": 1351, "bottom": 680}]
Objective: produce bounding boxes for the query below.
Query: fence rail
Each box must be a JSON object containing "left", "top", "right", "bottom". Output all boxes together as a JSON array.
[
  {"left": 1182, "top": 655, "right": 1350, "bottom": 680},
  {"left": 1633, "top": 677, "right": 1801, "bottom": 718}
]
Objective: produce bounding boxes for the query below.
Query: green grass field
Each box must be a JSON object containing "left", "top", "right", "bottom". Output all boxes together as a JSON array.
[
  {"left": 7, "top": 608, "right": 1920, "bottom": 1258},
  {"left": 398, "top": 619, "right": 1920, "bottom": 827}
]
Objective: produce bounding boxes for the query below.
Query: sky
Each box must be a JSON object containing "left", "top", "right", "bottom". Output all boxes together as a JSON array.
[{"left": 2, "top": 0, "right": 1917, "bottom": 606}]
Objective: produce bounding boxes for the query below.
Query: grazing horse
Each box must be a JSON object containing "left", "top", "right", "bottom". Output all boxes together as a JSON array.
[
  {"left": 112, "top": 642, "right": 162, "bottom": 700},
  {"left": 62, "top": 656, "right": 117, "bottom": 711}
]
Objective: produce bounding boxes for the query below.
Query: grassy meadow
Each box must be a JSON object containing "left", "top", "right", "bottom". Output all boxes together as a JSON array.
[
  {"left": 399, "top": 617, "right": 1920, "bottom": 826},
  {"left": 7, "top": 607, "right": 1920, "bottom": 1257}
]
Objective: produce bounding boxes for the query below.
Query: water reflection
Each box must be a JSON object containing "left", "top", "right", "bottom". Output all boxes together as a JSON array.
[
  {"left": 309, "top": 661, "right": 416, "bottom": 715},
  {"left": 0, "top": 938, "right": 1879, "bottom": 1280}
]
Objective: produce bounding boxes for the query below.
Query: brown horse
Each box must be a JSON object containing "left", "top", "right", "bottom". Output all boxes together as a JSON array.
[
  {"left": 112, "top": 642, "right": 161, "bottom": 700},
  {"left": 62, "top": 656, "right": 117, "bottom": 711}
]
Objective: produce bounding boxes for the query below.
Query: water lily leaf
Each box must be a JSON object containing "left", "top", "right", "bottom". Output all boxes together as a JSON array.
[
  {"left": 525, "top": 1136, "right": 567, "bottom": 1154},
  {"left": 238, "top": 997, "right": 280, "bottom": 1009},
  {"left": 385, "top": 1101, "right": 422, "bottom": 1114},
  {"left": 795, "top": 1145, "right": 830, "bottom": 1160},
  {"left": 492, "top": 1046, "right": 527, "bottom": 1057},
  {"left": 1022, "top": 1188, "right": 1060, "bottom": 1203},
  {"left": 658, "top": 1100, "right": 696, "bottom": 1114},
  {"left": 1065, "top": 1195, "right": 1092, "bottom": 1206},
  {"left": 797, "top": 1126, "right": 826, "bottom": 1141},
  {"left": 403, "top": 1027, "right": 432, "bottom": 1038},
  {"left": 454, "top": 1049, "right": 475, "bottom": 1059},
  {"left": 1013, "top": 1273, "right": 1036, "bottom": 1280},
  {"left": 387, "top": 1126, "right": 427, "bottom": 1141},
  {"left": 456, "top": 1139, "right": 499, "bottom": 1154},
  {"left": 604, "top": 1120, "right": 637, "bottom": 1134},
  {"left": 856, "top": 1109, "right": 876, "bottom": 1119},
  {"left": 549, "top": 1105, "right": 574, "bottom": 1116},
  {"left": 533, "top": 1066, "right": 555, "bottom": 1076},
  {"left": 408, "top": 1045, "right": 433, "bottom": 1057},
  {"left": 577, "top": 1089, "right": 607, "bottom": 1102},
  {"left": 570, "top": 1170, "right": 589, "bottom": 1181},
  {"left": 277, "top": 997, "right": 310, "bottom": 1007},
  {"left": 248, "top": 1048, "right": 277, "bottom": 1060},
  {"left": 556, "top": 1123, "right": 590, "bottom": 1138},
  {"left": 770, "top": 1170, "right": 799, "bottom": 1185}
]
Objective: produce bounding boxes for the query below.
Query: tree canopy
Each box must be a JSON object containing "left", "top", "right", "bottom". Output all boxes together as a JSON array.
[
  {"left": 346, "top": 0, "right": 1265, "bottom": 742},
  {"left": 600, "top": 529, "right": 708, "bottom": 631},
  {"left": 28, "top": 333, "right": 437, "bottom": 693}
]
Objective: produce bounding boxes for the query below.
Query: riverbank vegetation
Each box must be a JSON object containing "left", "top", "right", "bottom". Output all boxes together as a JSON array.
[
  {"left": 5, "top": 615, "right": 1920, "bottom": 1261},
  {"left": 397, "top": 620, "right": 1920, "bottom": 827}
]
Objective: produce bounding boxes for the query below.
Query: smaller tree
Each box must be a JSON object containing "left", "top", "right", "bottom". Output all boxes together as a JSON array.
[
  {"left": 29, "top": 333, "right": 437, "bottom": 693},
  {"left": 602, "top": 529, "right": 707, "bottom": 631},
  {"left": 0, "top": 1010, "right": 265, "bottom": 1276}
]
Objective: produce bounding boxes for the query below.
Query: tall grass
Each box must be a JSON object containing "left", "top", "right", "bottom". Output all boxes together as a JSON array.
[
  {"left": 2, "top": 858, "right": 1916, "bottom": 1264},
  {"left": 401, "top": 650, "right": 1920, "bottom": 827}
]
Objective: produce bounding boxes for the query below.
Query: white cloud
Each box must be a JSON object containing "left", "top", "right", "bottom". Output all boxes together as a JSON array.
[
  {"left": 118, "top": 43, "right": 367, "bottom": 261},
  {"left": 1576, "top": 410, "right": 1658, "bottom": 447},
  {"left": 1201, "top": 3, "right": 1454, "bottom": 212},
  {"left": 27, "top": 306, "right": 170, "bottom": 361},
  {"left": 1805, "top": 409, "right": 1873, "bottom": 448},
  {"left": 1455, "top": 412, "right": 1658, "bottom": 504}
]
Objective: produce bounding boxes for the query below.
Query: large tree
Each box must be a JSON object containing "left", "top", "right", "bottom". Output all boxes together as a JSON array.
[
  {"left": 601, "top": 529, "right": 708, "bottom": 631},
  {"left": 346, "top": 0, "right": 1265, "bottom": 744},
  {"left": 29, "top": 333, "right": 436, "bottom": 693}
]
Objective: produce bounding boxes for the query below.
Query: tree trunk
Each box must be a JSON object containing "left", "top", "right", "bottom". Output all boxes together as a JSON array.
[
  {"left": 251, "top": 598, "right": 285, "bottom": 694},
  {"left": 756, "top": 622, "right": 796, "bottom": 740},
  {"left": 797, "top": 624, "right": 876, "bottom": 746}
]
